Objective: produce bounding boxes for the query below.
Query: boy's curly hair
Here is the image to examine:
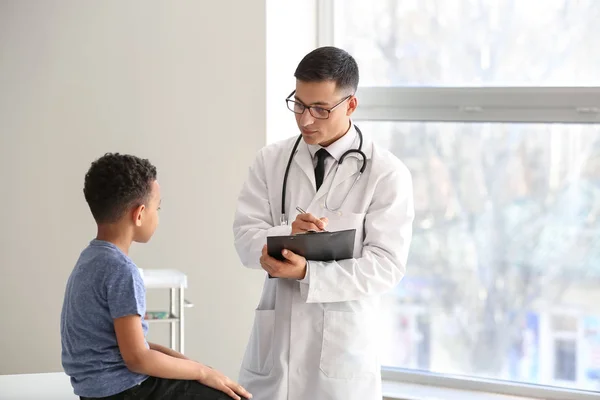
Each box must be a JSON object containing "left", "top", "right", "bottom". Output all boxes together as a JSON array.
[{"left": 83, "top": 153, "right": 157, "bottom": 223}]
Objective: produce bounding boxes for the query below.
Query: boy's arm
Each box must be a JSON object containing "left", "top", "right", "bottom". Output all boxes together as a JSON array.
[
  {"left": 115, "top": 316, "right": 201, "bottom": 378},
  {"left": 107, "top": 264, "right": 250, "bottom": 399},
  {"left": 148, "top": 342, "right": 188, "bottom": 360},
  {"left": 114, "top": 317, "right": 248, "bottom": 399},
  {"left": 106, "top": 265, "right": 197, "bottom": 377}
]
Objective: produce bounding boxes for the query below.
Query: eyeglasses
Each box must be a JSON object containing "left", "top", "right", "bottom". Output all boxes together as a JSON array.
[{"left": 285, "top": 90, "right": 353, "bottom": 120}]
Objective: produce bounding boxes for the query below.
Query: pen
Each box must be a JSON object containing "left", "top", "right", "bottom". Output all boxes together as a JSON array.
[{"left": 295, "top": 206, "right": 328, "bottom": 232}]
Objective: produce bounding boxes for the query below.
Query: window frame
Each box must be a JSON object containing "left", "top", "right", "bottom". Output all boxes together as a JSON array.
[
  {"left": 350, "top": 87, "right": 600, "bottom": 124},
  {"left": 317, "top": 0, "right": 600, "bottom": 398}
]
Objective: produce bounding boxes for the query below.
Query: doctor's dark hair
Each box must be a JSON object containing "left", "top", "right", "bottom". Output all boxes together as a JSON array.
[
  {"left": 294, "top": 46, "right": 359, "bottom": 94},
  {"left": 83, "top": 153, "right": 157, "bottom": 224}
]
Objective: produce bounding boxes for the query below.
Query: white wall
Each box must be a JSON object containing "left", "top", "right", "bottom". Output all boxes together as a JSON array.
[
  {"left": 266, "top": 0, "right": 319, "bottom": 143},
  {"left": 0, "top": 0, "right": 270, "bottom": 379}
]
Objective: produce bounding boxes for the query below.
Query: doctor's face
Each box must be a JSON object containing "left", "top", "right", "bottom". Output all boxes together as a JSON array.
[{"left": 291, "top": 80, "right": 357, "bottom": 147}]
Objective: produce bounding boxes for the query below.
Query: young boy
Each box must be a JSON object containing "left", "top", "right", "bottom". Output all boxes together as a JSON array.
[{"left": 60, "top": 153, "right": 251, "bottom": 400}]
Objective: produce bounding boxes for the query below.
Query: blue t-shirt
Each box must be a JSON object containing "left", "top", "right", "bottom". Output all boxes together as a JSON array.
[{"left": 60, "top": 239, "right": 149, "bottom": 397}]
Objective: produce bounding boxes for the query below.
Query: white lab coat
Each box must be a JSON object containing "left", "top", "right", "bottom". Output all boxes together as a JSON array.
[{"left": 232, "top": 128, "right": 414, "bottom": 400}]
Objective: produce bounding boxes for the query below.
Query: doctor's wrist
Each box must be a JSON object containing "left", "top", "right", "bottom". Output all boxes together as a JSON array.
[{"left": 298, "top": 261, "right": 310, "bottom": 283}]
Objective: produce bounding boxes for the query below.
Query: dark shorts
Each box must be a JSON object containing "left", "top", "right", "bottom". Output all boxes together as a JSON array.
[{"left": 79, "top": 376, "right": 241, "bottom": 400}]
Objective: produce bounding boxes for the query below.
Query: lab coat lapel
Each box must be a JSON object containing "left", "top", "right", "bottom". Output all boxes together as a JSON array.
[{"left": 292, "top": 141, "right": 317, "bottom": 191}]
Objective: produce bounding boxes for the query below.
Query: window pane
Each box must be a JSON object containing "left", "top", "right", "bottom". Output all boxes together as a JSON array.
[
  {"left": 333, "top": 0, "right": 600, "bottom": 87},
  {"left": 554, "top": 339, "right": 577, "bottom": 381},
  {"left": 368, "top": 121, "right": 600, "bottom": 391}
]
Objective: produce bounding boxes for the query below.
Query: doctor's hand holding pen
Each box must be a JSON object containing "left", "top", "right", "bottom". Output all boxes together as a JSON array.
[
  {"left": 291, "top": 206, "right": 328, "bottom": 234},
  {"left": 259, "top": 207, "right": 325, "bottom": 280}
]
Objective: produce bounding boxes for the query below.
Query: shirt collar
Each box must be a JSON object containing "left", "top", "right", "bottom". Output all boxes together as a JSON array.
[{"left": 307, "top": 120, "right": 357, "bottom": 162}]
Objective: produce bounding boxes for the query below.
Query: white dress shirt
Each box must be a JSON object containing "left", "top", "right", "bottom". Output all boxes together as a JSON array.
[{"left": 306, "top": 121, "right": 358, "bottom": 185}]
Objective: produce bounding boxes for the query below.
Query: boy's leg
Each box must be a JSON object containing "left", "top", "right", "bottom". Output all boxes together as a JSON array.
[{"left": 132, "top": 376, "right": 244, "bottom": 400}]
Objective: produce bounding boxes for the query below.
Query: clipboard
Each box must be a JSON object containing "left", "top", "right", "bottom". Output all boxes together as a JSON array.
[{"left": 266, "top": 229, "right": 356, "bottom": 263}]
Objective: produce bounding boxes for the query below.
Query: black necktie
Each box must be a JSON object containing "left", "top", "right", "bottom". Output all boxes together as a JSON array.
[{"left": 314, "top": 148, "right": 329, "bottom": 191}]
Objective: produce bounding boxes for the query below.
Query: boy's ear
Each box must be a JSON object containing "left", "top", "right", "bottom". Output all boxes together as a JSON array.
[{"left": 132, "top": 204, "right": 145, "bottom": 227}]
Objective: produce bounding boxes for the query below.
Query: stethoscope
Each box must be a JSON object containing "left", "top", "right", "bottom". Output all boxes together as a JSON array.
[{"left": 280, "top": 125, "right": 367, "bottom": 225}]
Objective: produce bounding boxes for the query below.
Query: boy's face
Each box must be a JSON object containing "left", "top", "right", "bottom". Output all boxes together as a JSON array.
[{"left": 132, "top": 180, "right": 161, "bottom": 243}]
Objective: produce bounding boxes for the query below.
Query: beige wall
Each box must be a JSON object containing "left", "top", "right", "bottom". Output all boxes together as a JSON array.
[{"left": 0, "top": 0, "right": 271, "bottom": 379}]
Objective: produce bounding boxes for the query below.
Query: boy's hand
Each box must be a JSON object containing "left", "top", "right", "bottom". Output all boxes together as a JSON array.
[{"left": 198, "top": 365, "right": 252, "bottom": 400}]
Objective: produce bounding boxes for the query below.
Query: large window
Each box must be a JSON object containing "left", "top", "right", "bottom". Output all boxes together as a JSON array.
[
  {"left": 372, "top": 121, "right": 600, "bottom": 390},
  {"left": 332, "top": 0, "right": 600, "bottom": 87},
  {"left": 320, "top": 0, "right": 600, "bottom": 397}
]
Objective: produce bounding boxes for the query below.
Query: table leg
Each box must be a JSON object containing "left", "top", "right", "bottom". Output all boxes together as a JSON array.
[
  {"left": 170, "top": 288, "right": 176, "bottom": 350},
  {"left": 179, "top": 286, "right": 185, "bottom": 354}
]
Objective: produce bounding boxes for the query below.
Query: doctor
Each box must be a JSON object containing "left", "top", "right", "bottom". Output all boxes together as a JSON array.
[{"left": 232, "top": 46, "right": 414, "bottom": 400}]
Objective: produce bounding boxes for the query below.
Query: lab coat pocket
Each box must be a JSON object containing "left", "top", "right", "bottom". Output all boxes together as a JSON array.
[
  {"left": 320, "top": 310, "right": 377, "bottom": 379},
  {"left": 241, "top": 309, "right": 275, "bottom": 376}
]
